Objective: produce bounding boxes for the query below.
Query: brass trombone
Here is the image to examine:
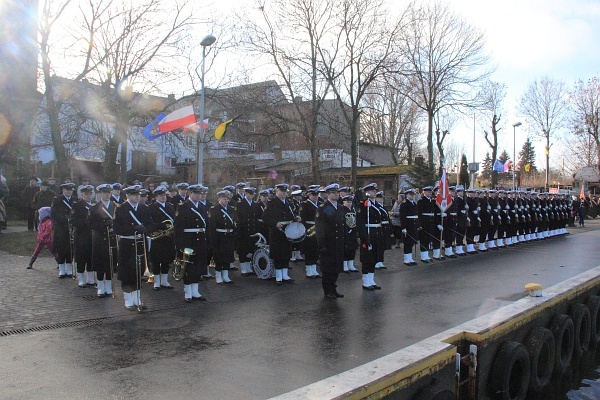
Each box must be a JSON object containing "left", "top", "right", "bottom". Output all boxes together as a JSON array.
[
  {"left": 134, "top": 231, "right": 149, "bottom": 312},
  {"left": 107, "top": 226, "right": 117, "bottom": 299},
  {"left": 172, "top": 247, "right": 195, "bottom": 281}
]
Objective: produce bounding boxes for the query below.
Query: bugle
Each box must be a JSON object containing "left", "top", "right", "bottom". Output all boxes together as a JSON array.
[{"left": 172, "top": 247, "right": 195, "bottom": 281}]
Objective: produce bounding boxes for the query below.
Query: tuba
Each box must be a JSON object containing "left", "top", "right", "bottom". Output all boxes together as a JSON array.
[
  {"left": 172, "top": 247, "right": 195, "bottom": 281},
  {"left": 150, "top": 220, "right": 174, "bottom": 240}
]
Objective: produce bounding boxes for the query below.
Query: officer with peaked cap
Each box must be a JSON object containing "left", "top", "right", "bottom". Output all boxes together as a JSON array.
[
  {"left": 72, "top": 185, "right": 96, "bottom": 287},
  {"left": 209, "top": 190, "right": 238, "bottom": 284},
  {"left": 174, "top": 184, "right": 209, "bottom": 302},
  {"left": 417, "top": 186, "right": 436, "bottom": 262},
  {"left": 113, "top": 185, "right": 155, "bottom": 310},
  {"left": 453, "top": 185, "right": 468, "bottom": 256},
  {"left": 374, "top": 191, "right": 391, "bottom": 268},
  {"left": 465, "top": 188, "right": 479, "bottom": 254},
  {"left": 235, "top": 186, "right": 261, "bottom": 276},
  {"left": 170, "top": 182, "right": 189, "bottom": 208},
  {"left": 148, "top": 185, "right": 176, "bottom": 290},
  {"left": 231, "top": 182, "right": 247, "bottom": 204},
  {"left": 289, "top": 189, "right": 304, "bottom": 261},
  {"left": 356, "top": 183, "right": 383, "bottom": 290},
  {"left": 88, "top": 184, "right": 117, "bottom": 298},
  {"left": 299, "top": 186, "right": 321, "bottom": 278},
  {"left": 316, "top": 183, "right": 345, "bottom": 298},
  {"left": 399, "top": 189, "right": 418, "bottom": 265},
  {"left": 341, "top": 194, "right": 359, "bottom": 272},
  {"left": 442, "top": 186, "right": 458, "bottom": 258},
  {"left": 262, "top": 183, "right": 300, "bottom": 285},
  {"left": 51, "top": 182, "right": 77, "bottom": 278},
  {"left": 110, "top": 183, "right": 124, "bottom": 204}
]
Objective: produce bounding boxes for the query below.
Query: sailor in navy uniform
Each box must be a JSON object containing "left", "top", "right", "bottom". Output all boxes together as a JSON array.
[
  {"left": 341, "top": 194, "right": 359, "bottom": 272},
  {"left": 209, "top": 190, "right": 238, "bottom": 284},
  {"left": 110, "top": 183, "right": 124, "bottom": 204},
  {"left": 399, "top": 189, "right": 419, "bottom": 265},
  {"left": 465, "top": 188, "right": 480, "bottom": 254},
  {"left": 51, "top": 183, "right": 77, "bottom": 278},
  {"left": 235, "top": 187, "right": 261, "bottom": 276},
  {"left": 174, "top": 184, "right": 209, "bottom": 302},
  {"left": 299, "top": 187, "right": 320, "bottom": 278},
  {"left": 417, "top": 186, "right": 436, "bottom": 262},
  {"left": 231, "top": 182, "right": 247, "bottom": 204},
  {"left": 356, "top": 183, "right": 383, "bottom": 290},
  {"left": 289, "top": 188, "right": 304, "bottom": 261},
  {"left": 442, "top": 186, "right": 458, "bottom": 258},
  {"left": 487, "top": 190, "right": 500, "bottom": 249},
  {"left": 149, "top": 185, "right": 176, "bottom": 290},
  {"left": 262, "top": 183, "right": 300, "bottom": 285},
  {"left": 169, "top": 182, "right": 189, "bottom": 208},
  {"left": 477, "top": 190, "right": 490, "bottom": 251},
  {"left": 113, "top": 185, "right": 155, "bottom": 310},
  {"left": 374, "top": 191, "right": 391, "bottom": 269},
  {"left": 87, "top": 184, "right": 117, "bottom": 298},
  {"left": 315, "top": 184, "right": 345, "bottom": 299},
  {"left": 72, "top": 185, "right": 95, "bottom": 287},
  {"left": 257, "top": 190, "right": 270, "bottom": 243},
  {"left": 453, "top": 185, "right": 468, "bottom": 256},
  {"left": 197, "top": 185, "right": 214, "bottom": 279}
]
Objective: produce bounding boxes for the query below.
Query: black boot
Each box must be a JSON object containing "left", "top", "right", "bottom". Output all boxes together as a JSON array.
[{"left": 27, "top": 256, "right": 37, "bottom": 269}]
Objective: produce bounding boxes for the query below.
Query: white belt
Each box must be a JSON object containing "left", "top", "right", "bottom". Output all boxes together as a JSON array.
[
  {"left": 216, "top": 228, "right": 234, "bottom": 233},
  {"left": 449, "top": 213, "right": 457, "bottom": 216},
  {"left": 305, "top": 221, "right": 315, "bottom": 225},
  {"left": 422, "top": 213, "right": 434, "bottom": 216},
  {"left": 258, "top": 219, "right": 264, "bottom": 222},
  {"left": 460, "top": 210, "right": 466, "bottom": 214},
  {"left": 406, "top": 216, "right": 418, "bottom": 219},
  {"left": 184, "top": 228, "right": 205, "bottom": 233},
  {"left": 381, "top": 221, "right": 389, "bottom": 225},
  {"left": 119, "top": 234, "right": 142, "bottom": 240},
  {"left": 365, "top": 224, "right": 382, "bottom": 228}
]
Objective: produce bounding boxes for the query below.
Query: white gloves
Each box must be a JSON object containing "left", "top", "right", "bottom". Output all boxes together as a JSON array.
[
  {"left": 437, "top": 225, "right": 443, "bottom": 231},
  {"left": 402, "top": 229, "right": 407, "bottom": 234}
]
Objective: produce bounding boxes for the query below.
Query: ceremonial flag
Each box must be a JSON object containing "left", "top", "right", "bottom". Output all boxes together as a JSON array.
[
  {"left": 502, "top": 160, "right": 512, "bottom": 173},
  {"left": 524, "top": 163, "right": 531, "bottom": 172},
  {"left": 142, "top": 113, "right": 166, "bottom": 141},
  {"left": 158, "top": 106, "right": 196, "bottom": 133},
  {"left": 183, "top": 119, "right": 209, "bottom": 133},
  {"left": 214, "top": 114, "right": 243, "bottom": 141},
  {"left": 493, "top": 159, "right": 504, "bottom": 172},
  {"left": 435, "top": 167, "right": 453, "bottom": 211}
]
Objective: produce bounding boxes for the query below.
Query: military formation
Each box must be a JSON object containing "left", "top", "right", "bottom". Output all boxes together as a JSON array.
[{"left": 29, "top": 179, "right": 571, "bottom": 309}]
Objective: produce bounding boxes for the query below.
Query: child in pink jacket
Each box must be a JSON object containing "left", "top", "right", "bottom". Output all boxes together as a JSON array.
[{"left": 27, "top": 207, "right": 58, "bottom": 269}]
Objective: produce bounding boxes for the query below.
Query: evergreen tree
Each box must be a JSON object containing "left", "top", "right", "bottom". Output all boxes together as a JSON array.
[
  {"left": 518, "top": 138, "right": 537, "bottom": 173},
  {"left": 481, "top": 152, "right": 493, "bottom": 182},
  {"left": 408, "top": 155, "right": 437, "bottom": 189},
  {"left": 459, "top": 154, "right": 470, "bottom": 188}
]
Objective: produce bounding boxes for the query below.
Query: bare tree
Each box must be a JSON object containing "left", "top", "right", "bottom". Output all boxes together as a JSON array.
[
  {"left": 479, "top": 80, "right": 506, "bottom": 187},
  {"left": 317, "top": 0, "right": 399, "bottom": 188},
  {"left": 518, "top": 76, "right": 569, "bottom": 189},
  {"left": 361, "top": 74, "right": 421, "bottom": 165},
  {"left": 570, "top": 77, "right": 600, "bottom": 177},
  {"left": 240, "top": 0, "right": 334, "bottom": 182},
  {"left": 395, "top": 0, "right": 491, "bottom": 173}
]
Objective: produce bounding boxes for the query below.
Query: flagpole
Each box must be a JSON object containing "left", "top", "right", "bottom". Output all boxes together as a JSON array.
[{"left": 196, "top": 34, "right": 216, "bottom": 185}]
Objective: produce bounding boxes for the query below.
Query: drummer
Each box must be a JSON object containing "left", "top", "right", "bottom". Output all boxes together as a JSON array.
[{"left": 262, "top": 183, "right": 302, "bottom": 285}]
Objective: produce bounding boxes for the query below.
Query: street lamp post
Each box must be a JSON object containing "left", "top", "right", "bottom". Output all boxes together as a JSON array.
[
  {"left": 512, "top": 122, "right": 522, "bottom": 190},
  {"left": 196, "top": 34, "right": 216, "bottom": 185}
]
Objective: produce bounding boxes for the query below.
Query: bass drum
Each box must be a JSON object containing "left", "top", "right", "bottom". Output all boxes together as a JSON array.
[
  {"left": 252, "top": 247, "right": 274, "bottom": 279},
  {"left": 284, "top": 221, "right": 306, "bottom": 243}
]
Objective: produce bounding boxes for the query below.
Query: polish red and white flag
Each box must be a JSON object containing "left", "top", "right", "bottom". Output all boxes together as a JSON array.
[{"left": 158, "top": 106, "right": 196, "bottom": 133}]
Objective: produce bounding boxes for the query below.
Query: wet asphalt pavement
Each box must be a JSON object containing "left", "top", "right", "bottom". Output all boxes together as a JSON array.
[{"left": 1, "top": 221, "right": 600, "bottom": 400}]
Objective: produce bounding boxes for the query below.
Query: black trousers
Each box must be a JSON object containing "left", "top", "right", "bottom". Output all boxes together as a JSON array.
[{"left": 322, "top": 271, "right": 339, "bottom": 294}]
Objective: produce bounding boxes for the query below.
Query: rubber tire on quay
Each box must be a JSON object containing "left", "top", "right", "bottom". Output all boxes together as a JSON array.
[
  {"left": 586, "top": 295, "right": 600, "bottom": 348},
  {"left": 490, "top": 341, "right": 530, "bottom": 400},
  {"left": 569, "top": 303, "right": 591, "bottom": 357},
  {"left": 550, "top": 314, "right": 574, "bottom": 375},
  {"left": 525, "top": 327, "right": 555, "bottom": 392},
  {"left": 413, "top": 387, "right": 456, "bottom": 400}
]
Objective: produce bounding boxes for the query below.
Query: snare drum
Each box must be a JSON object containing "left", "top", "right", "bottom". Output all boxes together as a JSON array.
[
  {"left": 252, "top": 248, "right": 274, "bottom": 279},
  {"left": 284, "top": 221, "right": 306, "bottom": 243}
]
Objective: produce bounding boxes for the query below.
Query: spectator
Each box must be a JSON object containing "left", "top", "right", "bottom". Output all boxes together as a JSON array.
[
  {"left": 21, "top": 177, "right": 39, "bottom": 231},
  {"left": 47, "top": 177, "right": 59, "bottom": 195},
  {"left": 27, "top": 207, "right": 58, "bottom": 269},
  {"left": 0, "top": 174, "right": 9, "bottom": 203},
  {"left": 0, "top": 197, "right": 6, "bottom": 233},
  {"left": 32, "top": 181, "right": 56, "bottom": 211}
]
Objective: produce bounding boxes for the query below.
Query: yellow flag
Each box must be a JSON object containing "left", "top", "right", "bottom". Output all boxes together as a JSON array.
[
  {"left": 214, "top": 114, "right": 242, "bottom": 141},
  {"left": 524, "top": 163, "right": 531, "bottom": 172}
]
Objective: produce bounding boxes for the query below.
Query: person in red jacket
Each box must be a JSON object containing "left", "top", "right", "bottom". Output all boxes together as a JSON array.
[{"left": 27, "top": 207, "right": 58, "bottom": 269}]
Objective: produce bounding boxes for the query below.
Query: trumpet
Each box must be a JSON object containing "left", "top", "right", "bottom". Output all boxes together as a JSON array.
[
  {"left": 306, "top": 225, "right": 316, "bottom": 237},
  {"left": 172, "top": 247, "right": 195, "bottom": 281},
  {"left": 151, "top": 219, "right": 174, "bottom": 240}
]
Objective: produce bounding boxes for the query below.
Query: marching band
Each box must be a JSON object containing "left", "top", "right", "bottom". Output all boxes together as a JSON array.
[{"left": 38, "top": 179, "right": 572, "bottom": 309}]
